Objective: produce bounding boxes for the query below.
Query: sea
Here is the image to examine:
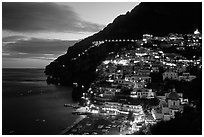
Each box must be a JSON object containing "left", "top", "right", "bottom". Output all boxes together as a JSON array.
[{"left": 2, "top": 68, "right": 81, "bottom": 135}]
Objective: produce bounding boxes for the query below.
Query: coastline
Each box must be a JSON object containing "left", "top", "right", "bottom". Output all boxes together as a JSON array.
[{"left": 59, "top": 115, "right": 87, "bottom": 135}]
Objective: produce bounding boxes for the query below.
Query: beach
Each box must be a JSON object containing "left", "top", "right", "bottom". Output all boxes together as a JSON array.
[{"left": 60, "top": 115, "right": 87, "bottom": 134}]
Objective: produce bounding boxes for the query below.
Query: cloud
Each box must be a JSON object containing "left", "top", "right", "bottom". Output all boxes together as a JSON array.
[
  {"left": 2, "top": 2, "right": 105, "bottom": 33},
  {"left": 3, "top": 37, "right": 77, "bottom": 60},
  {"left": 2, "top": 35, "right": 27, "bottom": 43}
]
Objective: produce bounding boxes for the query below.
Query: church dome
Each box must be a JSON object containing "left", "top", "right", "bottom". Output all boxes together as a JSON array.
[{"left": 167, "top": 91, "right": 179, "bottom": 100}]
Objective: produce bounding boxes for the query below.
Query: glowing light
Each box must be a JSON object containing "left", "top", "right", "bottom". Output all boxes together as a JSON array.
[
  {"left": 99, "top": 94, "right": 103, "bottom": 97},
  {"left": 194, "top": 29, "right": 200, "bottom": 35},
  {"left": 103, "top": 60, "right": 110, "bottom": 64},
  {"left": 87, "top": 100, "right": 90, "bottom": 105},
  {"left": 91, "top": 110, "right": 99, "bottom": 113},
  {"left": 118, "top": 59, "right": 129, "bottom": 65}
]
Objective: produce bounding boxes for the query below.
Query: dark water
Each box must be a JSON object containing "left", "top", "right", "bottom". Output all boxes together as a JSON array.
[{"left": 2, "top": 68, "right": 80, "bottom": 135}]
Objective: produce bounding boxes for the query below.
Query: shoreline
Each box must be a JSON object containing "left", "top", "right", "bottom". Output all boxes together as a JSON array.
[{"left": 59, "top": 115, "right": 87, "bottom": 135}]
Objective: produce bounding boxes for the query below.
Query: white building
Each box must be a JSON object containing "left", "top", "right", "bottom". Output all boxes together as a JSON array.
[
  {"left": 135, "top": 69, "right": 151, "bottom": 76},
  {"left": 103, "top": 87, "right": 120, "bottom": 97},
  {"left": 132, "top": 88, "right": 155, "bottom": 98},
  {"left": 102, "top": 102, "right": 144, "bottom": 115},
  {"left": 163, "top": 70, "right": 178, "bottom": 80},
  {"left": 178, "top": 73, "right": 196, "bottom": 82},
  {"left": 152, "top": 89, "right": 184, "bottom": 121},
  {"left": 122, "top": 104, "right": 143, "bottom": 113},
  {"left": 125, "top": 75, "right": 151, "bottom": 84},
  {"left": 151, "top": 66, "right": 159, "bottom": 72}
]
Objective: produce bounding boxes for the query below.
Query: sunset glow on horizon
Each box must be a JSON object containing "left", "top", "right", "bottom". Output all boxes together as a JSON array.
[{"left": 2, "top": 2, "right": 139, "bottom": 68}]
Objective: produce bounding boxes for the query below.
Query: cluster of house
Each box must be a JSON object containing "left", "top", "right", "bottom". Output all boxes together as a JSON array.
[
  {"left": 163, "top": 69, "right": 196, "bottom": 82},
  {"left": 92, "top": 29, "right": 201, "bottom": 51},
  {"left": 89, "top": 45, "right": 195, "bottom": 112},
  {"left": 91, "top": 45, "right": 197, "bottom": 106},
  {"left": 100, "top": 101, "right": 144, "bottom": 115},
  {"left": 142, "top": 29, "right": 202, "bottom": 49},
  {"left": 80, "top": 31, "right": 202, "bottom": 133},
  {"left": 94, "top": 48, "right": 159, "bottom": 100}
]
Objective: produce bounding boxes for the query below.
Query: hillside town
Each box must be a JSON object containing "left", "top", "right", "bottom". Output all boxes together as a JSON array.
[{"left": 65, "top": 30, "right": 202, "bottom": 135}]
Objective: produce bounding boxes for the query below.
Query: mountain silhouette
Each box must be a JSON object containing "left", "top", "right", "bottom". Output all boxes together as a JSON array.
[{"left": 44, "top": 2, "right": 202, "bottom": 86}]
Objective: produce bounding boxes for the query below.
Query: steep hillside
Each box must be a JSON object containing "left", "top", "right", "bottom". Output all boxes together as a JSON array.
[{"left": 44, "top": 2, "right": 202, "bottom": 86}]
